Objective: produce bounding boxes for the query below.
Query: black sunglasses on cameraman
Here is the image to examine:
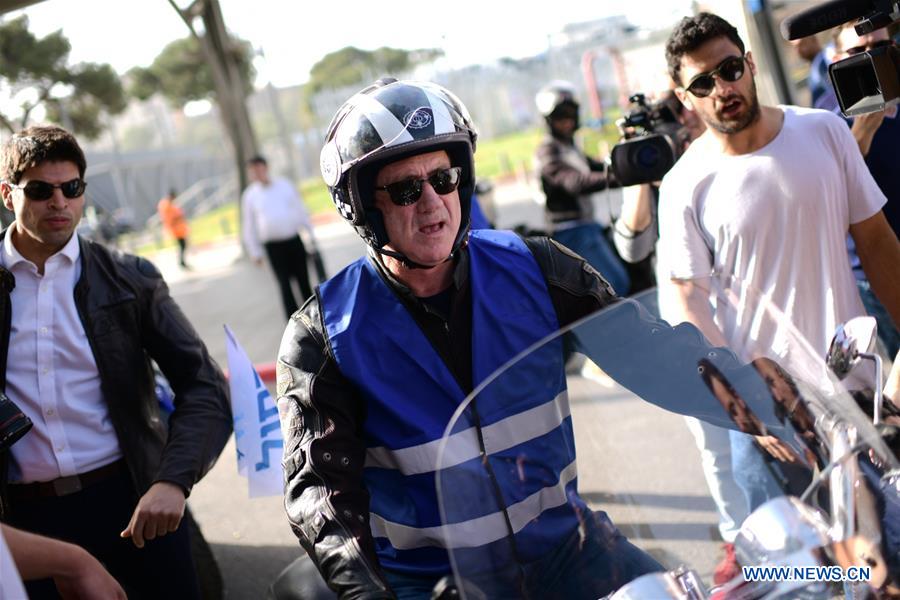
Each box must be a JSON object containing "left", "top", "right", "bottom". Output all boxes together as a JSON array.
[{"left": 6, "top": 178, "right": 87, "bottom": 201}]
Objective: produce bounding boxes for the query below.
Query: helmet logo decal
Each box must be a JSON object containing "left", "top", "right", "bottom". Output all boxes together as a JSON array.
[
  {"left": 320, "top": 142, "right": 342, "bottom": 187},
  {"left": 423, "top": 90, "right": 456, "bottom": 135},
  {"left": 404, "top": 108, "right": 433, "bottom": 130},
  {"left": 358, "top": 94, "right": 414, "bottom": 147}
]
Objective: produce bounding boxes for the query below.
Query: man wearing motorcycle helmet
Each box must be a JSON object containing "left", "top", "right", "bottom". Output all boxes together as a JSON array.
[
  {"left": 275, "top": 78, "right": 664, "bottom": 598},
  {"left": 534, "top": 80, "right": 631, "bottom": 296}
]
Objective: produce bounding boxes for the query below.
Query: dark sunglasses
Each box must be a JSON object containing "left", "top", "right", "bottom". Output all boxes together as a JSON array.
[
  {"left": 376, "top": 166, "right": 462, "bottom": 206},
  {"left": 7, "top": 178, "right": 87, "bottom": 201},
  {"left": 684, "top": 55, "right": 747, "bottom": 98},
  {"left": 550, "top": 105, "right": 579, "bottom": 121},
  {"left": 845, "top": 39, "right": 895, "bottom": 56}
]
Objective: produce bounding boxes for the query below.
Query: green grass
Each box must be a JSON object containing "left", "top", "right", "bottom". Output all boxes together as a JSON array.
[
  {"left": 299, "top": 179, "right": 333, "bottom": 214},
  {"left": 580, "top": 126, "right": 623, "bottom": 158},
  {"left": 133, "top": 125, "right": 622, "bottom": 257},
  {"left": 475, "top": 129, "right": 546, "bottom": 179},
  {"left": 131, "top": 202, "right": 239, "bottom": 256},
  {"left": 472, "top": 125, "right": 621, "bottom": 179}
]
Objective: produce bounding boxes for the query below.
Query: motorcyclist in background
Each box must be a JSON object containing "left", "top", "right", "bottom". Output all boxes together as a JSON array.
[
  {"left": 275, "top": 78, "right": 664, "bottom": 599},
  {"left": 534, "top": 81, "right": 631, "bottom": 296}
]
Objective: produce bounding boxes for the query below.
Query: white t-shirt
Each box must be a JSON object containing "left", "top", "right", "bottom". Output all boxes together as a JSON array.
[
  {"left": 656, "top": 106, "right": 886, "bottom": 359},
  {"left": 241, "top": 177, "right": 312, "bottom": 260},
  {"left": 0, "top": 527, "right": 28, "bottom": 600}
]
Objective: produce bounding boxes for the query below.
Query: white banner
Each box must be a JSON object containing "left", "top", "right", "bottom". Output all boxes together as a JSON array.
[{"left": 224, "top": 325, "right": 283, "bottom": 498}]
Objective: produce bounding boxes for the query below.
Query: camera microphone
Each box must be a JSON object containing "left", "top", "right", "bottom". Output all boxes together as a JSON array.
[{"left": 781, "top": 0, "right": 874, "bottom": 39}]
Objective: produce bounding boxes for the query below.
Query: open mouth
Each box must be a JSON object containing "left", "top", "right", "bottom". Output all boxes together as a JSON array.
[
  {"left": 720, "top": 98, "right": 742, "bottom": 119},
  {"left": 419, "top": 222, "right": 445, "bottom": 235}
]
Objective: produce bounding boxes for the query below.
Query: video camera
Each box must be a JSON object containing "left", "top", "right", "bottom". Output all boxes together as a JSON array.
[
  {"left": 610, "top": 93, "right": 688, "bottom": 187},
  {"left": 781, "top": 0, "right": 899, "bottom": 116}
]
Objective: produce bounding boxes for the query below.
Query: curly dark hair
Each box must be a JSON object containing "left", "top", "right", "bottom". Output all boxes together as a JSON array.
[
  {"left": 666, "top": 12, "right": 746, "bottom": 86},
  {"left": 1, "top": 125, "right": 86, "bottom": 184}
]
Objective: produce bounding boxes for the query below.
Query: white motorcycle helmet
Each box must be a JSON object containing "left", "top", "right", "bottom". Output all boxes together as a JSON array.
[
  {"left": 535, "top": 80, "right": 580, "bottom": 125},
  {"left": 319, "top": 78, "right": 478, "bottom": 266}
]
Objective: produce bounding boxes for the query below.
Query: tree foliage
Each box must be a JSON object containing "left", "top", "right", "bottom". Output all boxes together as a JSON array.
[
  {"left": 0, "top": 15, "right": 126, "bottom": 139},
  {"left": 307, "top": 46, "right": 443, "bottom": 93},
  {"left": 127, "top": 35, "right": 255, "bottom": 106}
]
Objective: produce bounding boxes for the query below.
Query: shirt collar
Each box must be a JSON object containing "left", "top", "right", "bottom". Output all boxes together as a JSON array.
[
  {"left": 2, "top": 227, "right": 80, "bottom": 270},
  {"left": 368, "top": 242, "right": 469, "bottom": 298}
]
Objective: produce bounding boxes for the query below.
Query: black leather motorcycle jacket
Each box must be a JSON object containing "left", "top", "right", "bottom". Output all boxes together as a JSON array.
[
  {"left": 535, "top": 134, "right": 618, "bottom": 230},
  {"left": 0, "top": 232, "right": 232, "bottom": 517},
  {"left": 276, "top": 235, "right": 618, "bottom": 599}
]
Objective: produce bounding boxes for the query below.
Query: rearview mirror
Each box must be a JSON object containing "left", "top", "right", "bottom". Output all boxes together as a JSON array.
[{"left": 826, "top": 316, "right": 877, "bottom": 380}]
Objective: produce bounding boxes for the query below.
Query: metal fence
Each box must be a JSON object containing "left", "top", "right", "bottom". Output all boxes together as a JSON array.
[{"left": 81, "top": 18, "right": 675, "bottom": 234}]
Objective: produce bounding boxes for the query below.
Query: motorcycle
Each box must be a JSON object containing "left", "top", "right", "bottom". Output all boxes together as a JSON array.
[{"left": 434, "top": 279, "right": 900, "bottom": 599}]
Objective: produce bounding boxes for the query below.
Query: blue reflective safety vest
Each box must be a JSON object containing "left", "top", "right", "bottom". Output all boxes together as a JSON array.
[{"left": 318, "top": 230, "right": 587, "bottom": 575}]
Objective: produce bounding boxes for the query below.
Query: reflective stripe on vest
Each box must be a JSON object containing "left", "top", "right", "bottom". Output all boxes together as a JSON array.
[{"left": 319, "top": 230, "right": 584, "bottom": 575}]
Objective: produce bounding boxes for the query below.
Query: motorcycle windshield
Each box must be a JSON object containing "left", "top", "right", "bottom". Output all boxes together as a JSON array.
[{"left": 434, "top": 281, "right": 897, "bottom": 599}]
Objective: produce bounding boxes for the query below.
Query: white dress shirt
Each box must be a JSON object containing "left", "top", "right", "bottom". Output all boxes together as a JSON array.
[
  {"left": 241, "top": 177, "right": 313, "bottom": 260},
  {"left": 2, "top": 232, "right": 121, "bottom": 483}
]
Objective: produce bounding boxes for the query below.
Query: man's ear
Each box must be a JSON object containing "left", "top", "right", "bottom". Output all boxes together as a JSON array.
[
  {"left": 0, "top": 182, "right": 14, "bottom": 212},
  {"left": 674, "top": 87, "right": 694, "bottom": 112},
  {"left": 746, "top": 51, "right": 758, "bottom": 77}
]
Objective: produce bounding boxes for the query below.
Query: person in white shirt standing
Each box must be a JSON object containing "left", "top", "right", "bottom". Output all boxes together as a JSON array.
[
  {"left": 656, "top": 12, "right": 900, "bottom": 584},
  {"left": 241, "top": 155, "right": 315, "bottom": 319}
]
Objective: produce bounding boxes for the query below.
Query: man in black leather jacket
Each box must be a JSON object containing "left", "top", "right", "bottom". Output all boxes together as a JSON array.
[
  {"left": 276, "top": 78, "right": 803, "bottom": 600},
  {"left": 276, "top": 79, "right": 674, "bottom": 600},
  {"left": 0, "top": 125, "right": 231, "bottom": 599},
  {"left": 279, "top": 238, "right": 624, "bottom": 598}
]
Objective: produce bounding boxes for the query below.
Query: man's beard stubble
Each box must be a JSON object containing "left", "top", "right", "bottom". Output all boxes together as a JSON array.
[{"left": 705, "top": 80, "right": 762, "bottom": 135}]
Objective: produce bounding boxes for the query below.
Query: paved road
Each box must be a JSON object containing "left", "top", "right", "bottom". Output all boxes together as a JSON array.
[{"left": 152, "top": 182, "right": 721, "bottom": 598}]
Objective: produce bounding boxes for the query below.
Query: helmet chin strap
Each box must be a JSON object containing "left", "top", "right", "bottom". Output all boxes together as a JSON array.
[
  {"left": 374, "top": 245, "right": 455, "bottom": 270},
  {"left": 370, "top": 211, "right": 472, "bottom": 271},
  {"left": 374, "top": 229, "right": 471, "bottom": 271}
]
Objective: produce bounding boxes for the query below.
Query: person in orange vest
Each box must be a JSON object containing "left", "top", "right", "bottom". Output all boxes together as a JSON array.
[{"left": 157, "top": 189, "right": 189, "bottom": 269}]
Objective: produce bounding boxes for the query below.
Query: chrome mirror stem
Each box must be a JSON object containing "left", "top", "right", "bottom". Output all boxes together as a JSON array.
[{"left": 857, "top": 352, "right": 883, "bottom": 425}]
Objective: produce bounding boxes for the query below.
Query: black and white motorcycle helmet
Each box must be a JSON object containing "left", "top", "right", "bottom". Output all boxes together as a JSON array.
[
  {"left": 535, "top": 80, "right": 580, "bottom": 122},
  {"left": 320, "top": 78, "right": 478, "bottom": 265}
]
